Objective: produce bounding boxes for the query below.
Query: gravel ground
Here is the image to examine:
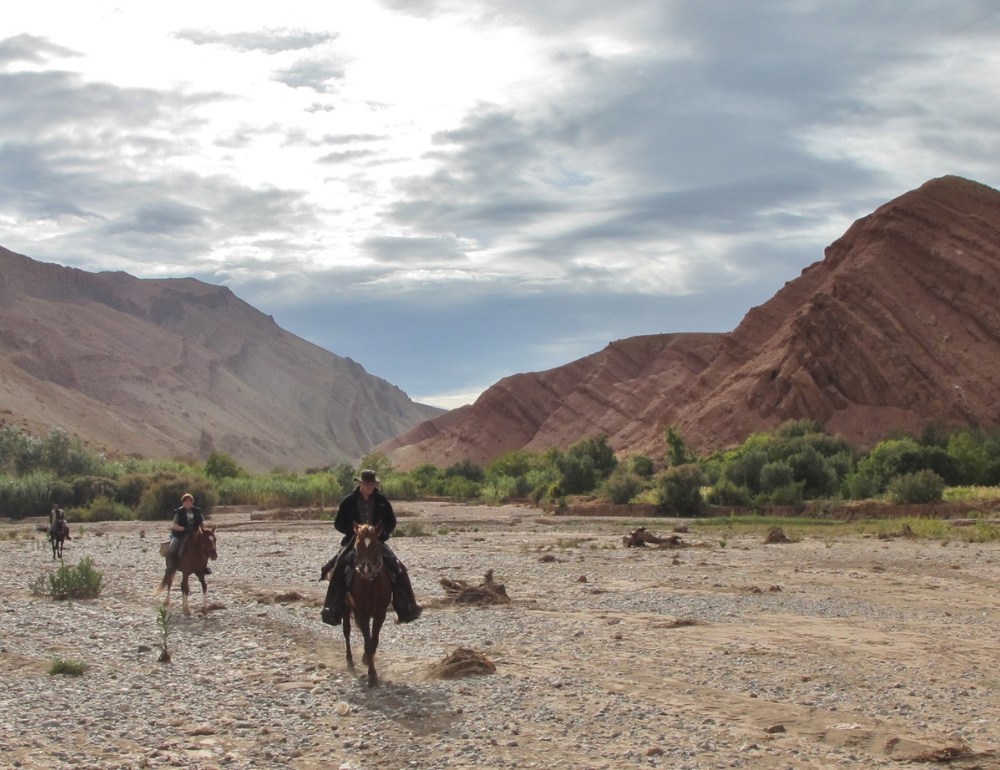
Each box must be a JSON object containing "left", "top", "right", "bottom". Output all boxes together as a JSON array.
[{"left": 3, "top": 503, "right": 1000, "bottom": 770}]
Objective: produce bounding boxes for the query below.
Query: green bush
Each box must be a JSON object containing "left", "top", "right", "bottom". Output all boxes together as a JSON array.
[
  {"left": 66, "top": 496, "right": 134, "bottom": 522},
  {"left": 655, "top": 463, "right": 708, "bottom": 516},
  {"left": 842, "top": 472, "right": 878, "bottom": 500},
  {"left": 765, "top": 482, "right": 806, "bottom": 506},
  {"left": 887, "top": 470, "right": 945, "bottom": 504},
  {"left": 486, "top": 450, "right": 534, "bottom": 481},
  {"left": 70, "top": 476, "right": 118, "bottom": 506},
  {"left": 381, "top": 474, "right": 419, "bottom": 500},
  {"left": 32, "top": 557, "right": 103, "bottom": 600},
  {"left": 567, "top": 435, "right": 618, "bottom": 479},
  {"left": 443, "top": 476, "right": 481, "bottom": 500},
  {"left": 759, "top": 461, "right": 795, "bottom": 493},
  {"left": 0, "top": 472, "right": 56, "bottom": 519},
  {"left": 557, "top": 452, "right": 600, "bottom": 495},
  {"left": 204, "top": 452, "right": 244, "bottom": 480},
  {"left": 48, "top": 658, "right": 87, "bottom": 676},
  {"left": 136, "top": 474, "right": 216, "bottom": 520},
  {"left": 394, "top": 521, "right": 427, "bottom": 537},
  {"left": 706, "top": 480, "right": 752, "bottom": 506},
  {"left": 444, "top": 460, "right": 485, "bottom": 483},
  {"left": 627, "top": 455, "right": 655, "bottom": 478},
  {"left": 600, "top": 468, "right": 645, "bottom": 504},
  {"left": 481, "top": 475, "right": 519, "bottom": 505}
]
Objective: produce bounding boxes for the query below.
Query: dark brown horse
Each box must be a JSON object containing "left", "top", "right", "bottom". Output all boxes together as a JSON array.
[
  {"left": 153, "top": 526, "right": 217, "bottom": 616},
  {"left": 49, "top": 520, "right": 69, "bottom": 560},
  {"left": 344, "top": 522, "right": 393, "bottom": 687}
]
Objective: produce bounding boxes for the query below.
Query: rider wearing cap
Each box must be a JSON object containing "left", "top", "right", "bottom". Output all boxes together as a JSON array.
[{"left": 320, "top": 469, "right": 422, "bottom": 625}]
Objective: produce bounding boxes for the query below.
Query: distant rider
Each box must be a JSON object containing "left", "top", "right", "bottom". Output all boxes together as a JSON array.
[
  {"left": 167, "top": 494, "right": 208, "bottom": 573},
  {"left": 48, "top": 504, "right": 69, "bottom": 540},
  {"left": 320, "top": 469, "right": 422, "bottom": 625}
]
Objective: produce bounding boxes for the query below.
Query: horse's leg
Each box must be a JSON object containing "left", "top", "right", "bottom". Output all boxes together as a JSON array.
[
  {"left": 343, "top": 612, "right": 354, "bottom": 673},
  {"left": 181, "top": 572, "right": 191, "bottom": 616},
  {"left": 197, "top": 572, "right": 208, "bottom": 613},
  {"left": 358, "top": 614, "right": 378, "bottom": 688}
]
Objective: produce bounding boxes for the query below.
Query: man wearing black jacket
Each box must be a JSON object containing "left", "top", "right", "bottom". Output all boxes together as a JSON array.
[{"left": 320, "top": 470, "right": 422, "bottom": 625}]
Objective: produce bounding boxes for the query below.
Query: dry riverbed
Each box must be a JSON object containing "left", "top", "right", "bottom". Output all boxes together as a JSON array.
[{"left": 3, "top": 503, "right": 1000, "bottom": 769}]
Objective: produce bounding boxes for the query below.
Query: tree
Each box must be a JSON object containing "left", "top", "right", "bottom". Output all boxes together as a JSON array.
[
  {"left": 664, "top": 426, "right": 692, "bottom": 467},
  {"left": 204, "top": 452, "right": 243, "bottom": 480},
  {"left": 656, "top": 463, "right": 707, "bottom": 516},
  {"left": 357, "top": 451, "right": 394, "bottom": 480}
]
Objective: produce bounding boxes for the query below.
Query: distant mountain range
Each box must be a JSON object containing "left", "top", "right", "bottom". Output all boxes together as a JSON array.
[
  {"left": 0, "top": 247, "right": 442, "bottom": 471},
  {"left": 379, "top": 176, "right": 1000, "bottom": 469}
]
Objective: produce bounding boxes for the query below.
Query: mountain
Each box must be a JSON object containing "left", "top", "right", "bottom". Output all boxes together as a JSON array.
[
  {"left": 0, "top": 247, "right": 443, "bottom": 470},
  {"left": 379, "top": 176, "right": 1000, "bottom": 469}
]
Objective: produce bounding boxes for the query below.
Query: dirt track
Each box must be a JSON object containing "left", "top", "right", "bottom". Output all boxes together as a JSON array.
[{"left": 3, "top": 502, "right": 1000, "bottom": 769}]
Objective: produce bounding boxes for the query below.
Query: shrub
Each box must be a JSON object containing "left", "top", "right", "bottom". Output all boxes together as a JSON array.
[
  {"left": 557, "top": 453, "right": 600, "bottom": 495},
  {"left": 599, "top": 468, "right": 644, "bottom": 504},
  {"left": 70, "top": 476, "right": 118, "bottom": 507},
  {"left": 567, "top": 435, "right": 618, "bottom": 479},
  {"left": 664, "top": 426, "right": 693, "bottom": 467},
  {"left": 394, "top": 522, "right": 427, "bottom": 537},
  {"left": 627, "top": 455, "right": 655, "bottom": 479},
  {"left": 204, "top": 452, "right": 244, "bottom": 480},
  {"left": 0, "top": 472, "right": 56, "bottom": 519},
  {"left": 66, "top": 496, "right": 133, "bottom": 523},
  {"left": 32, "top": 557, "right": 103, "bottom": 600},
  {"left": 887, "top": 470, "right": 945, "bottom": 504},
  {"left": 48, "top": 658, "right": 87, "bottom": 676},
  {"left": 356, "top": 451, "right": 394, "bottom": 479},
  {"left": 655, "top": 463, "right": 708, "bottom": 516},
  {"left": 444, "top": 460, "right": 485, "bottom": 483},
  {"left": 486, "top": 450, "right": 534, "bottom": 481},
  {"left": 765, "top": 482, "right": 806, "bottom": 506},
  {"left": 706, "top": 480, "right": 752, "bottom": 507},
  {"left": 443, "top": 476, "right": 481, "bottom": 500},
  {"left": 722, "top": 450, "right": 769, "bottom": 495},
  {"left": 759, "top": 461, "right": 795, "bottom": 494},
  {"left": 136, "top": 474, "right": 216, "bottom": 520},
  {"left": 481, "top": 475, "right": 519, "bottom": 505},
  {"left": 381, "top": 474, "right": 418, "bottom": 500},
  {"left": 115, "top": 473, "right": 151, "bottom": 508},
  {"left": 842, "top": 472, "right": 878, "bottom": 500}
]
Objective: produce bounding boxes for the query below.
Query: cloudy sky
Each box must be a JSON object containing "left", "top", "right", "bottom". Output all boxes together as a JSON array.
[{"left": 3, "top": 1, "right": 1000, "bottom": 408}]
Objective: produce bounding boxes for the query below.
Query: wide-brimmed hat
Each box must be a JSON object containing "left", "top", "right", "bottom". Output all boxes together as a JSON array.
[{"left": 354, "top": 469, "right": 380, "bottom": 485}]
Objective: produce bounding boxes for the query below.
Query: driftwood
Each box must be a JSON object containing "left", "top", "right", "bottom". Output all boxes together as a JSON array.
[
  {"left": 763, "top": 527, "right": 790, "bottom": 544},
  {"left": 427, "top": 648, "right": 497, "bottom": 679},
  {"left": 439, "top": 569, "right": 510, "bottom": 605},
  {"left": 622, "top": 527, "right": 685, "bottom": 549}
]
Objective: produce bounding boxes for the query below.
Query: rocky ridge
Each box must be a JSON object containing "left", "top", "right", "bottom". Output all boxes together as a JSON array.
[
  {"left": 0, "top": 247, "right": 442, "bottom": 470},
  {"left": 380, "top": 176, "right": 1000, "bottom": 468}
]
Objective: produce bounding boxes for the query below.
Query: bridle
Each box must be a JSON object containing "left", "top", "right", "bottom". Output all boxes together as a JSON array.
[{"left": 353, "top": 527, "right": 383, "bottom": 581}]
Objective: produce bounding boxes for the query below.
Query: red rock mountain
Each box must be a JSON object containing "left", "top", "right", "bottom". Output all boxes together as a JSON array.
[
  {"left": 0, "top": 247, "right": 442, "bottom": 470},
  {"left": 380, "top": 176, "right": 1000, "bottom": 469}
]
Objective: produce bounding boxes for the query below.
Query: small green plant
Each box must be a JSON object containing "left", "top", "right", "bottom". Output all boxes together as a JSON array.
[
  {"left": 436, "top": 526, "right": 451, "bottom": 535},
  {"left": 887, "top": 470, "right": 945, "bottom": 504},
  {"left": 156, "top": 605, "right": 174, "bottom": 663},
  {"left": 394, "top": 522, "right": 427, "bottom": 537},
  {"left": 48, "top": 658, "right": 87, "bottom": 676},
  {"left": 31, "top": 557, "right": 104, "bottom": 600},
  {"left": 719, "top": 539, "right": 728, "bottom": 548}
]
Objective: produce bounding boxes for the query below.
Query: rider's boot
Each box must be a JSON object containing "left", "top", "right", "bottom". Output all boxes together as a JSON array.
[
  {"left": 321, "top": 561, "right": 347, "bottom": 626},
  {"left": 392, "top": 567, "right": 423, "bottom": 624}
]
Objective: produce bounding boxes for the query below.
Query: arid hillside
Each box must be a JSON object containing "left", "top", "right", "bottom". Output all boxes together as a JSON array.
[
  {"left": 381, "top": 176, "right": 1000, "bottom": 469},
  {"left": 0, "top": 247, "right": 442, "bottom": 470}
]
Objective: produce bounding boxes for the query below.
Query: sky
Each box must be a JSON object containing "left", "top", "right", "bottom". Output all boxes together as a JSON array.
[{"left": 3, "top": 1, "right": 1000, "bottom": 409}]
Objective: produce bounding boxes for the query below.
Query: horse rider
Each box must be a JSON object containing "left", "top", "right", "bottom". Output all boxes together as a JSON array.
[
  {"left": 49, "top": 504, "right": 69, "bottom": 540},
  {"left": 167, "top": 493, "right": 208, "bottom": 573},
  {"left": 320, "top": 469, "right": 422, "bottom": 625}
]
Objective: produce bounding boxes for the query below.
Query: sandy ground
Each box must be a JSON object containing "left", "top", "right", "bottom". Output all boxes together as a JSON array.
[{"left": 3, "top": 502, "right": 1000, "bottom": 770}]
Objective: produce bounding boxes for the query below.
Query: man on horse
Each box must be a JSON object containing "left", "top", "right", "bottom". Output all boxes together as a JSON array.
[
  {"left": 48, "top": 504, "right": 69, "bottom": 541},
  {"left": 320, "top": 469, "right": 422, "bottom": 625},
  {"left": 166, "top": 493, "right": 209, "bottom": 574}
]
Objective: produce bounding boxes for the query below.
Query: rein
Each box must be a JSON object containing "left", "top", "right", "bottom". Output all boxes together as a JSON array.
[{"left": 353, "top": 528, "right": 384, "bottom": 581}]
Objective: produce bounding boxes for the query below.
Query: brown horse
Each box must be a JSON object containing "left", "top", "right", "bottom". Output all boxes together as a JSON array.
[
  {"left": 153, "top": 526, "right": 217, "bottom": 616},
  {"left": 49, "top": 520, "right": 69, "bottom": 560},
  {"left": 344, "top": 522, "right": 392, "bottom": 687}
]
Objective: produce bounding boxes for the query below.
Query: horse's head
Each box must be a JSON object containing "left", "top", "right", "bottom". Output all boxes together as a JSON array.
[
  {"left": 199, "top": 526, "right": 218, "bottom": 561},
  {"left": 353, "top": 523, "right": 383, "bottom": 579}
]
